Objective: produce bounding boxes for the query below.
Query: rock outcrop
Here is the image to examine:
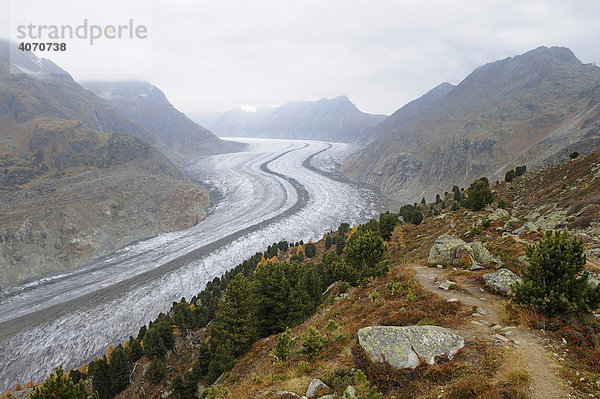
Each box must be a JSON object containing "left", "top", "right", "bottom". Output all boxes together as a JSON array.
[
  {"left": 306, "top": 379, "right": 332, "bottom": 398},
  {"left": 357, "top": 326, "right": 464, "bottom": 369},
  {"left": 428, "top": 235, "right": 497, "bottom": 267},
  {"left": 483, "top": 269, "right": 522, "bottom": 294}
]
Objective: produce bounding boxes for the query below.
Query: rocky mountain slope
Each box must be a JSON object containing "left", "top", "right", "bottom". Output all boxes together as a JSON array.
[
  {"left": 341, "top": 46, "right": 600, "bottom": 205},
  {"left": 7, "top": 150, "right": 600, "bottom": 398},
  {"left": 194, "top": 96, "right": 387, "bottom": 143},
  {"left": 80, "top": 81, "right": 243, "bottom": 162},
  {"left": 0, "top": 41, "right": 210, "bottom": 290}
]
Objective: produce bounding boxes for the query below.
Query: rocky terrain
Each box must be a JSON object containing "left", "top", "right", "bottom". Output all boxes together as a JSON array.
[
  {"left": 193, "top": 95, "right": 386, "bottom": 143},
  {"left": 80, "top": 81, "right": 243, "bottom": 163},
  {"left": 0, "top": 41, "right": 211, "bottom": 290},
  {"left": 341, "top": 46, "right": 600, "bottom": 205},
  {"left": 15, "top": 152, "right": 590, "bottom": 399}
]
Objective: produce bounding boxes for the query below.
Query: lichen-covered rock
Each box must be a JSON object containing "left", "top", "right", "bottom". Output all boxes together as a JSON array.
[
  {"left": 344, "top": 386, "right": 357, "bottom": 399},
  {"left": 306, "top": 379, "right": 331, "bottom": 398},
  {"left": 428, "top": 235, "right": 497, "bottom": 267},
  {"left": 470, "top": 242, "right": 496, "bottom": 265},
  {"left": 428, "top": 235, "right": 473, "bottom": 265},
  {"left": 488, "top": 208, "right": 509, "bottom": 221},
  {"left": 357, "top": 326, "right": 464, "bottom": 369},
  {"left": 483, "top": 268, "right": 522, "bottom": 294}
]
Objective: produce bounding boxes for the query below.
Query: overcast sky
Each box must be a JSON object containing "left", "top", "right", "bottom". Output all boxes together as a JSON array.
[{"left": 3, "top": 0, "right": 600, "bottom": 115}]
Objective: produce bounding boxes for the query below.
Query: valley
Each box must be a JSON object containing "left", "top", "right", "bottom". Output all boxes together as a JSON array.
[{"left": 0, "top": 138, "right": 380, "bottom": 391}]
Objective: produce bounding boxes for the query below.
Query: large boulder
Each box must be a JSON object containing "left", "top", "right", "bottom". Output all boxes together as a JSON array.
[
  {"left": 428, "top": 235, "right": 474, "bottom": 265},
  {"left": 357, "top": 326, "right": 464, "bottom": 369},
  {"left": 488, "top": 208, "right": 510, "bottom": 221},
  {"left": 470, "top": 242, "right": 497, "bottom": 266},
  {"left": 483, "top": 268, "right": 522, "bottom": 294},
  {"left": 428, "top": 235, "right": 497, "bottom": 266},
  {"left": 306, "top": 378, "right": 331, "bottom": 398}
]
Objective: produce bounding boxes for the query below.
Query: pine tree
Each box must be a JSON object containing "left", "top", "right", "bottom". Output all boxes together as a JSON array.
[
  {"left": 31, "top": 365, "right": 95, "bottom": 399},
  {"left": 190, "top": 342, "right": 212, "bottom": 380},
  {"left": 108, "top": 345, "right": 130, "bottom": 394},
  {"left": 255, "top": 263, "right": 294, "bottom": 336},
  {"left": 271, "top": 327, "right": 294, "bottom": 361},
  {"left": 211, "top": 273, "right": 258, "bottom": 357},
  {"left": 145, "top": 358, "right": 165, "bottom": 384},
  {"left": 514, "top": 230, "right": 600, "bottom": 315},
  {"left": 127, "top": 336, "right": 143, "bottom": 363},
  {"left": 298, "top": 326, "right": 327, "bottom": 358},
  {"left": 304, "top": 242, "right": 317, "bottom": 258},
  {"left": 345, "top": 369, "right": 382, "bottom": 399},
  {"left": 462, "top": 179, "right": 493, "bottom": 211},
  {"left": 345, "top": 230, "right": 387, "bottom": 283},
  {"left": 206, "top": 343, "right": 235, "bottom": 385},
  {"left": 325, "top": 235, "right": 333, "bottom": 250},
  {"left": 143, "top": 327, "right": 166, "bottom": 359},
  {"left": 89, "top": 357, "right": 113, "bottom": 399}
]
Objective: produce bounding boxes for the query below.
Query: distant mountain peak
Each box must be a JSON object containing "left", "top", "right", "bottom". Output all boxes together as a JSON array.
[{"left": 0, "top": 39, "right": 71, "bottom": 78}]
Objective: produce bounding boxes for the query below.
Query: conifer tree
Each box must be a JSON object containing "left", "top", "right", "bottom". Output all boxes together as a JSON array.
[
  {"left": 345, "top": 230, "right": 387, "bottom": 283},
  {"left": 145, "top": 358, "right": 165, "bottom": 384},
  {"left": 89, "top": 357, "right": 113, "bottom": 399},
  {"left": 514, "top": 230, "right": 600, "bottom": 315},
  {"left": 108, "top": 345, "right": 130, "bottom": 394},
  {"left": 211, "top": 273, "right": 258, "bottom": 357},
  {"left": 271, "top": 327, "right": 294, "bottom": 361},
  {"left": 379, "top": 212, "right": 398, "bottom": 240},
  {"left": 206, "top": 343, "right": 235, "bottom": 385},
  {"left": 127, "top": 336, "right": 143, "bottom": 363},
  {"left": 143, "top": 328, "right": 166, "bottom": 359},
  {"left": 31, "top": 365, "right": 94, "bottom": 399},
  {"left": 304, "top": 242, "right": 317, "bottom": 258}
]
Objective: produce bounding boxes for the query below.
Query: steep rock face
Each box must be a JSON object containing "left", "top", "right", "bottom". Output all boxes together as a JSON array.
[
  {"left": 80, "top": 81, "right": 243, "bottom": 162},
  {"left": 341, "top": 47, "right": 600, "bottom": 204},
  {"left": 195, "top": 96, "right": 387, "bottom": 143},
  {"left": 0, "top": 41, "right": 210, "bottom": 290}
]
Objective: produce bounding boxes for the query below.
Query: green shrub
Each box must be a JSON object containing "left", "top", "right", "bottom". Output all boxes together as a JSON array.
[
  {"left": 31, "top": 365, "right": 93, "bottom": 399},
  {"left": 505, "top": 169, "right": 516, "bottom": 182},
  {"left": 271, "top": 327, "right": 294, "bottom": 361},
  {"left": 145, "top": 358, "right": 166, "bottom": 384},
  {"left": 462, "top": 179, "right": 493, "bottom": 211},
  {"left": 298, "top": 327, "right": 327, "bottom": 358},
  {"left": 481, "top": 219, "right": 491, "bottom": 228},
  {"left": 514, "top": 230, "right": 600, "bottom": 316}
]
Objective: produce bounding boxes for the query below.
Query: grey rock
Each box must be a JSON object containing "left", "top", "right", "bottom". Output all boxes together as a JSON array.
[
  {"left": 490, "top": 324, "right": 502, "bottom": 332},
  {"left": 438, "top": 281, "right": 456, "bottom": 290},
  {"left": 476, "top": 307, "right": 488, "bottom": 315},
  {"left": 428, "top": 235, "right": 473, "bottom": 265},
  {"left": 306, "top": 379, "right": 331, "bottom": 399},
  {"left": 488, "top": 208, "right": 509, "bottom": 221},
  {"left": 483, "top": 268, "right": 522, "bottom": 294},
  {"left": 344, "top": 386, "right": 357, "bottom": 399},
  {"left": 492, "top": 334, "right": 509, "bottom": 343},
  {"left": 470, "top": 264, "right": 484, "bottom": 271},
  {"left": 428, "top": 235, "right": 498, "bottom": 266},
  {"left": 357, "top": 326, "right": 464, "bottom": 369}
]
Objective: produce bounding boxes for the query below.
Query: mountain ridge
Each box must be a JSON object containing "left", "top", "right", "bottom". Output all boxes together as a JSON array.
[
  {"left": 341, "top": 46, "right": 600, "bottom": 205},
  {"left": 193, "top": 96, "right": 387, "bottom": 143},
  {"left": 80, "top": 80, "right": 243, "bottom": 162}
]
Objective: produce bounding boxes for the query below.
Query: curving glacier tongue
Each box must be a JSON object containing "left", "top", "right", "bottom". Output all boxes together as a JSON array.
[{"left": 0, "top": 138, "right": 379, "bottom": 390}]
